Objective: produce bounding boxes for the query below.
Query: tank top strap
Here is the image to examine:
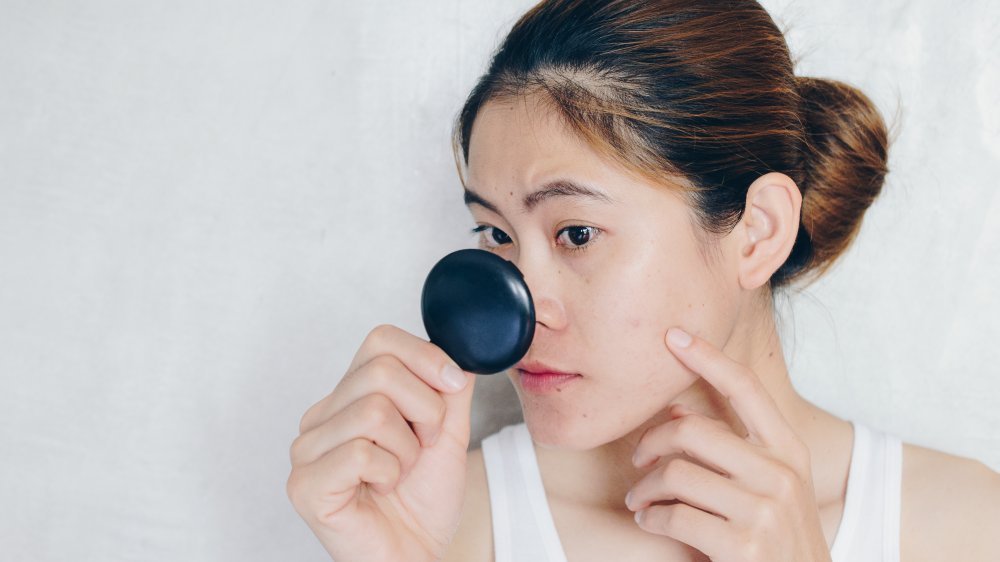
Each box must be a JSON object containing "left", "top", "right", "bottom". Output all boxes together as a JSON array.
[
  {"left": 830, "top": 420, "right": 902, "bottom": 562},
  {"left": 481, "top": 423, "right": 568, "bottom": 562},
  {"left": 880, "top": 424, "right": 902, "bottom": 562}
]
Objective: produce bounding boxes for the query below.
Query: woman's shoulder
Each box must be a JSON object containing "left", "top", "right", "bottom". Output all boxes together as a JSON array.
[
  {"left": 901, "top": 442, "right": 1000, "bottom": 561},
  {"left": 441, "top": 447, "right": 492, "bottom": 562}
]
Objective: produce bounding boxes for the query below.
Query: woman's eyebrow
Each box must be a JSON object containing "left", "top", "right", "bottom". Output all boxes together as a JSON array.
[
  {"left": 463, "top": 188, "right": 501, "bottom": 214},
  {"left": 463, "top": 180, "right": 615, "bottom": 214}
]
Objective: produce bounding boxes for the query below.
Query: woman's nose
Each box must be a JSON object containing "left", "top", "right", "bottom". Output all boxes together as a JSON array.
[
  {"left": 514, "top": 257, "right": 568, "bottom": 331},
  {"left": 534, "top": 295, "right": 567, "bottom": 331}
]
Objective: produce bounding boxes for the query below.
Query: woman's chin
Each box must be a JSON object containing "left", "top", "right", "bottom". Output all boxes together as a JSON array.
[
  {"left": 520, "top": 407, "right": 614, "bottom": 450},
  {"left": 524, "top": 422, "right": 592, "bottom": 450}
]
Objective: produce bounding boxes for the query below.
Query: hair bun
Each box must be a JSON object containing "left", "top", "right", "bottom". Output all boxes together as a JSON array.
[{"left": 786, "top": 76, "right": 890, "bottom": 284}]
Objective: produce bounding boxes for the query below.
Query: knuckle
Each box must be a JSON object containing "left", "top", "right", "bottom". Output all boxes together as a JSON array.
[
  {"left": 298, "top": 409, "right": 314, "bottom": 435},
  {"left": 365, "top": 355, "right": 399, "bottom": 387},
  {"left": 772, "top": 463, "right": 802, "bottom": 503},
  {"left": 361, "top": 324, "right": 397, "bottom": 354},
  {"left": 358, "top": 394, "right": 394, "bottom": 429},
  {"left": 298, "top": 398, "right": 328, "bottom": 434},
  {"left": 741, "top": 537, "right": 765, "bottom": 562},
  {"left": 367, "top": 323, "right": 395, "bottom": 345},
  {"left": 288, "top": 433, "right": 308, "bottom": 464},
  {"left": 751, "top": 498, "right": 781, "bottom": 534},
  {"left": 346, "top": 438, "right": 373, "bottom": 468},
  {"left": 285, "top": 469, "right": 304, "bottom": 504}
]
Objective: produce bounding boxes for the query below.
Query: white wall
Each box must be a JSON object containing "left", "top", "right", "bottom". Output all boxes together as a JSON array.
[{"left": 0, "top": 1, "right": 996, "bottom": 560}]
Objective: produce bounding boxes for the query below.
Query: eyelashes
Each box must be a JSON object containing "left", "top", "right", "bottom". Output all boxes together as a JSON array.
[
  {"left": 471, "top": 224, "right": 513, "bottom": 247},
  {"left": 471, "top": 224, "right": 602, "bottom": 253},
  {"left": 557, "top": 225, "right": 598, "bottom": 250}
]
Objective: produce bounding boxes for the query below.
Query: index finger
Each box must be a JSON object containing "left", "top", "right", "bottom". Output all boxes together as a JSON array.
[
  {"left": 664, "top": 327, "right": 796, "bottom": 449},
  {"left": 350, "top": 324, "right": 468, "bottom": 394}
]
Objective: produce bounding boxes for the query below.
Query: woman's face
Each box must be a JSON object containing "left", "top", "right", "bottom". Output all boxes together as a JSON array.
[{"left": 465, "top": 95, "right": 744, "bottom": 450}]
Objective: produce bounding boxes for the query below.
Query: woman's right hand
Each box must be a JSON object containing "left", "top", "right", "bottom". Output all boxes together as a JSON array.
[{"left": 287, "top": 324, "right": 476, "bottom": 562}]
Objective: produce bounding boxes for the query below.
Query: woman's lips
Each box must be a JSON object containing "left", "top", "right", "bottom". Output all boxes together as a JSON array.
[{"left": 516, "top": 369, "right": 581, "bottom": 393}]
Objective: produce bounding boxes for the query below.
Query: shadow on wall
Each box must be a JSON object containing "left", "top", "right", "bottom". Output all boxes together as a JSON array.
[{"left": 470, "top": 374, "right": 523, "bottom": 449}]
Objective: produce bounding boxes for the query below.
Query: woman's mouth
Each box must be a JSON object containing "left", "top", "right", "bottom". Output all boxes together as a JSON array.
[{"left": 515, "top": 360, "right": 582, "bottom": 393}]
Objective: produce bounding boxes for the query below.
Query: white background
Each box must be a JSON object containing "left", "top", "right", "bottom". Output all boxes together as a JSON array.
[{"left": 0, "top": 1, "right": 997, "bottom": 560}]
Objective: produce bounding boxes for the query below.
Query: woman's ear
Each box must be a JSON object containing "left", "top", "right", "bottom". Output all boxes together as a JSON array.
[{"left": 736, "top": 172, "right": 802, "bottom": 290}]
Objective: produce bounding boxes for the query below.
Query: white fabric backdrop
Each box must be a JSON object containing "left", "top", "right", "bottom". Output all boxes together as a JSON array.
[{"left": 0, "top": 1, "right": 997, "bottom": 560}]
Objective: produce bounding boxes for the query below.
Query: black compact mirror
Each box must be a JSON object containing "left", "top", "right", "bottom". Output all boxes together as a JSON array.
[{"left": 420, "top": 249, "right": 535, "bottom": 374}]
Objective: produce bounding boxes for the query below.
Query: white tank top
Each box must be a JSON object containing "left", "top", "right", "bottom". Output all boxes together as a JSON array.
[{"left": 481, "top": 420, "right": 901, "bottom": 562}]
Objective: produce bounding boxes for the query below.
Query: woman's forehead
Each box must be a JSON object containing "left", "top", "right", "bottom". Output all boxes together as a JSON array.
[
  {"left": 466, "top": 97, "right": 687, "bottom": 213},
  {"left": 468, "top": 96, "right": 580, "bottom": 165}
]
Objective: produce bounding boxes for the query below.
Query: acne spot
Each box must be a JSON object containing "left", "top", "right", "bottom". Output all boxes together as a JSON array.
[{"left": 556, "top": 387, "right": 562, "bottom": 393}]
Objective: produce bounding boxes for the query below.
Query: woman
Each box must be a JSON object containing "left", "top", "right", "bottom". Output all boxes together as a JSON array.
[{"left": 287, "top": 1, "right": 1000, "bottom": 561}]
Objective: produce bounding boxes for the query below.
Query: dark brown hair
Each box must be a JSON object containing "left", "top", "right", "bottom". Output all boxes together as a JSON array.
[{"left": 454, "top": 0, "right": 889, "bottom": 287}]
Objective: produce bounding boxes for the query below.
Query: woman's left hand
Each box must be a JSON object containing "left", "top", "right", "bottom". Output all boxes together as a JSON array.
[{"left": 625, "top": 327, "right": 833, "bottom": 562}]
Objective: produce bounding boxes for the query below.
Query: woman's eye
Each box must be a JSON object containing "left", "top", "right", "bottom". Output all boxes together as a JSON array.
[
  {"left": 557, "top": 226, "right": 600, "bottom": 251},
  {"left": 472, "top": 225, "right": 512, "bottom": 248},
  {"left": 472, "top": 224, "right": 601, "bottom": 253}
]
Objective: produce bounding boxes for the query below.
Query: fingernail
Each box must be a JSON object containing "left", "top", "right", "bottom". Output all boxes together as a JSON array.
[
  {"left": 668, "top": 328, "right": 692, "bottom": 348},
  {"left": 631, "top": 451, "right": 642, "bottom": 467},
  {"left": 440, "top": 364, "right": 467, "bottom": 391},
  {"left": 635, "top": 510, "right": 644, "bottom": 524},
  {"left": 625, "top": 490, "right": 634, "bottom": 509}
]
